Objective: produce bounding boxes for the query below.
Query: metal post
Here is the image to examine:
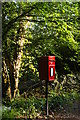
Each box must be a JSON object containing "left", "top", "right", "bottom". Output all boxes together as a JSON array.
[{"left": 46, "top": 78, "right": 49, "bottom": 116}]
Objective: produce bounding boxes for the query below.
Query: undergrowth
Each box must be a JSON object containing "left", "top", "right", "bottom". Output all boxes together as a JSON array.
[{"left": 2, "top": 90, "right": 80, "bottom": 119}]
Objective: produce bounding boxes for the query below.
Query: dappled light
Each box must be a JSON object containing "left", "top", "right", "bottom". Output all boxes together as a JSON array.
[{"left": 2, "top": 2, "right": 80, "bottom": 120}]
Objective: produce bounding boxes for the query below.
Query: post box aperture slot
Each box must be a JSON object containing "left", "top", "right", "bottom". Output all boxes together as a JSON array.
[{"left": 50, "top": 67, "right": 53, "bottom": 77}]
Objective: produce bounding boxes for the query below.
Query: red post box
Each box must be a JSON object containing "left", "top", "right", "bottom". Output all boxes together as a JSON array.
[{"left": 39, "top": 56, "right": 55, "bottom": 81}]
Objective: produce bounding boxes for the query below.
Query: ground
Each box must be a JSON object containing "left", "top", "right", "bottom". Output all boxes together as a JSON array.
[{"left": 16, "top": 109, "right": 80, "bottom": 120}]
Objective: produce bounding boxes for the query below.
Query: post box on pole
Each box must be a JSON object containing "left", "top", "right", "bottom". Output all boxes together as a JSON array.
[{"left": 39, "top": 56, "right": 55, "bottom": 116}]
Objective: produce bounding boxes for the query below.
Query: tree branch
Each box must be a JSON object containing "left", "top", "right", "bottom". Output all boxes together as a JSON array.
[
  {"left": 2, "top": 3, "right": 37, "bottom": 40},
  {"left": 21, "top": 18, "right": 57, "bottom": 23}
]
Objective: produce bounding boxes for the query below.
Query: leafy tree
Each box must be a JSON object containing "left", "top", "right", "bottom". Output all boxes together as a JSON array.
[{"left": 2, "top": 2, "right": 80, "bottom": 99}]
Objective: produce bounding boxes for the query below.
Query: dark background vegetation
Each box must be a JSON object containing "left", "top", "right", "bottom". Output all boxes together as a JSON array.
[{"left": 2, "top": 2, "right": 80, "bottom": 119}]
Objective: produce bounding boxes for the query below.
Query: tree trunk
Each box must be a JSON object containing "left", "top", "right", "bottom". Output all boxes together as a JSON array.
[
  {"left": 3, "top": 11, "right": 30, "bottom": 99},
  {"left": 13, "top": 36, "right": 25, "bottom": 98},
  {"left": 13, "top": 5, "right": 25, "bottom": 98},
  {"left": 2, "top": 59, "right": 11, "bottom": 100}
]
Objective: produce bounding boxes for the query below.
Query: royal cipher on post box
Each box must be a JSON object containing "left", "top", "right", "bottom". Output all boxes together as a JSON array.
[{"left": 39, "top": 56, "right": 55, "bottom": 81}]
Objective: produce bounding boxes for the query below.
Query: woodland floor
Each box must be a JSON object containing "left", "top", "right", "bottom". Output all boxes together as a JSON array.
[
  {"left": 16, "top": 112, "right": 80, "bottom": 120},
  {"left": 16, "top": 107, "right": 80, "bottom": 120},
  {"left": 18, "top": 80, "right": 80, "bottom": 120}
]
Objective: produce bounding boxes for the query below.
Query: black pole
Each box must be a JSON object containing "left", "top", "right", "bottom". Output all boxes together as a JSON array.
[{"left": 46, "top": 78, "right": 49, "bottom": 116}]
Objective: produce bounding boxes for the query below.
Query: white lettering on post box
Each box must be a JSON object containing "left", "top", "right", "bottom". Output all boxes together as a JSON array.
[{"left": 51, "top": 68, "right": 53, "bottom": 76}]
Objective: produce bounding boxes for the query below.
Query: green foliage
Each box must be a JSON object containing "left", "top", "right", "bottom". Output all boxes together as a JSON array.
[
  {"left": 49, "top": 91, "right": 80, "bottom": 110},
  {"left": 2, "top": 2, "right": 80, "bottom": 114},
  {"left": 11, "top": 97, "right": 38, "bottom": 118},
  {"left": 2, "top": 108, "right": 20, "bottom": 119},
  {"left": 11, "top": 97, "right": 27, "bottom": 109},
  {"left": 2, "top": 2, "right": 80, "bottom": 81},
  {"left": 49, "top": 91, "right": 69, "bottom": 110},
  {"left": 2, "top": 91, "right": 80, "bottom": 118},
  {"left": 2, "top": 2, "right": 80, "bottom": 119}
]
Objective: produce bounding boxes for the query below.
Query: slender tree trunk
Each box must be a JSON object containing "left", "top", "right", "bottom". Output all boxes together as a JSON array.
[
  {"left": 3, "top": 52, "right": 16, "bottom": 99},
  {"left": 2, "top": 59, "right": 11, "bottom": 100},
  {"left": 13, "top": 5, "right": 25, "bottom": 98},
  {"left": 13, "top": 36, "right": 25, "bottom": 98}
]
